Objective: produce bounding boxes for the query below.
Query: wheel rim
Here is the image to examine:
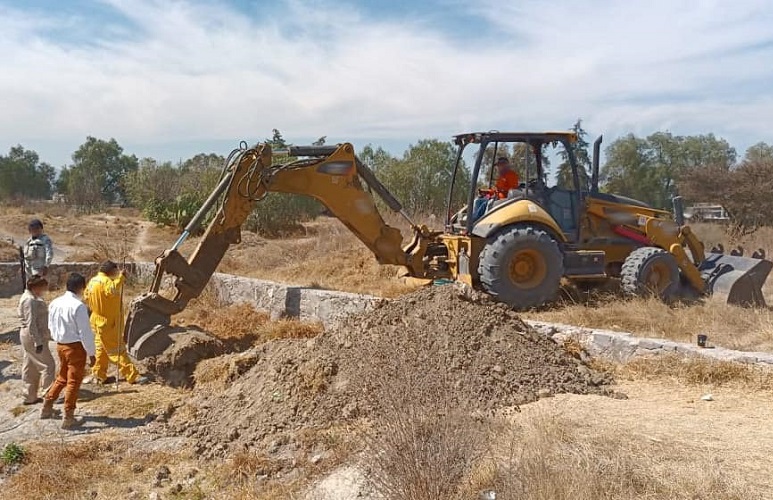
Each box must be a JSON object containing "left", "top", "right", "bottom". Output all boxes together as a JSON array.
[
  {"left": 509, "top": 248, "right": 548, "bottom": 289},
  {"left": 644, "top": 261, "right": 674, "bottom": 294}
]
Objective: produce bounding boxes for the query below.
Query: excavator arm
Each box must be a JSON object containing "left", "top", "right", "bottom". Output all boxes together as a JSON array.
[{"left": 124, "top": 141, "right": 432, "bottom": 359}]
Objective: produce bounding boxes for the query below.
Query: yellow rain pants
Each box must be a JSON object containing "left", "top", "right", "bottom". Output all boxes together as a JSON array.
[{"left": 84, "top": 272, "right": 140, "bottom": 383}]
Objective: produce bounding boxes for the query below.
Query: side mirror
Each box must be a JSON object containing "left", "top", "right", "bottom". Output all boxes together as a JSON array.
[{"left": 591, "top": 135, "right": 602, "bottom": 194}]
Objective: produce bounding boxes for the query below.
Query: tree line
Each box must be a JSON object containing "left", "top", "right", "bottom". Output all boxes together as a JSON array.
[{"left": 1, "top": 124, "right": 772, "bottom": 233}]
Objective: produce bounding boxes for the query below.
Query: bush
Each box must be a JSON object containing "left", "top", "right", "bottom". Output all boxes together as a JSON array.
[
  {"left": 244, "top": 193, "right": 321, "bottom": 238},
  {"left": 2, "top": 443, "right": 26, "bottom": 466}
]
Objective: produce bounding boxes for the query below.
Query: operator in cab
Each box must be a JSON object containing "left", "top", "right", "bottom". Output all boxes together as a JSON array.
[{"left": 472, "top": 157, "right": 520, "bottom": 222}]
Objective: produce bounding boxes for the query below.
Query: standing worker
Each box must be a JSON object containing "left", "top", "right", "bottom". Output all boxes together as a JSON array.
[
  {"left": 84, "top": 260, "right": 148, "bottom": 385},
  {"left": 42, "top": 273, "right": 97, "bottom": 429},
  {"left": 17, "top": 275, "right": 56, "bottom": 405},
  {"left": 23, "top": 219, "right": 54, "bottom": 278}
]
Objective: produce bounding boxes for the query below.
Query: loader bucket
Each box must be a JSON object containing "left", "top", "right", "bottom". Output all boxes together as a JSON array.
[
  {"left": 123, "top": 294, "right": 176, "bottom": 360},
  {"left": 698, "top": 252, "right": 773, "bottom": 307}
]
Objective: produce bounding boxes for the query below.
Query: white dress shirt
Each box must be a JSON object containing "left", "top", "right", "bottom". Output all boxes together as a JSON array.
[{"left": 48, "top": 291, "right": 96, "bottom": 356}]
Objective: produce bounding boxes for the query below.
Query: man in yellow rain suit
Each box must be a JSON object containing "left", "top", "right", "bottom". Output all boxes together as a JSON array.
[{"left": 84, "top": 261, "right": 148, "bottom": 385}]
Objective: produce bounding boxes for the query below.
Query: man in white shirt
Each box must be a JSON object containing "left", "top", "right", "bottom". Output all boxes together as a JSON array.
[{"left": 42, "top": 273, "right": 97, "bottom": 429}]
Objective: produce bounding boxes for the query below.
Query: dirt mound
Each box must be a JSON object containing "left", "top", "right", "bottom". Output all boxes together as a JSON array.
[
  {"left": 138, "top": 328, "right": 225, "bottom": 388},
  {"left": 166, "top": 284, "right": 616, "bottom": 458}
]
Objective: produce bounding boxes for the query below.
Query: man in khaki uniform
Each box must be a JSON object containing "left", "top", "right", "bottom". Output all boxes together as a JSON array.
[{"left": 18, "top": 275, "right": 56, "bottom": 405}]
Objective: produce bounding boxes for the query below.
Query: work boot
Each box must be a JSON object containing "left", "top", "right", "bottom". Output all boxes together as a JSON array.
[
  {"left": 61, "top": 411, "right": 81, "bottom": 430},
  {"left": 40, "top": 399, "right": 60, "bottom": 419}
]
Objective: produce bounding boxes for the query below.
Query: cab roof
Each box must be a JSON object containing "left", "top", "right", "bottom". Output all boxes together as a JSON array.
[{"left": 452, "top": 131, "right": 578, "bottom": 146}]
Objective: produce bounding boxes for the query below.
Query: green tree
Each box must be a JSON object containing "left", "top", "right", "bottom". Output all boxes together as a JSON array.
[
  {"left": 64, "top": 137, "right": 138, "bottom": 210},
  {"left": 360, "top": 144, "right": 398, "bottom": 173},
  {"left": 600, "top": 134, "right": 659, "bottom": 205},
  {"left": 378, "top": 139, "right": 469, "bottom": 216},
  {"left": 0, "top": 145, "right": 54, "bottom": 200},
  {"left": 556, "top": 119, "right": 591, "bottom": 190},
  {"left": 601, "top": 131, "right": 736, "bottom": 208},
  {"left": 243, "top": 130, "right": 323, "bottom": 236}
]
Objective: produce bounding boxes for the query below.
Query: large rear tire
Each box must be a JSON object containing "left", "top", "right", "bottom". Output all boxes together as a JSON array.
[
  {"left": 620, "top": 246, "right": 680, "bottom": 300},
  {"left": 477, "top": 225, "right": 564, "bottom": 309}
]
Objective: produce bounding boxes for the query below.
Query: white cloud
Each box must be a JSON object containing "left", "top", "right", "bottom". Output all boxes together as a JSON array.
[{"left": 1, "top": 0, "right": 772, "bottom": 165}]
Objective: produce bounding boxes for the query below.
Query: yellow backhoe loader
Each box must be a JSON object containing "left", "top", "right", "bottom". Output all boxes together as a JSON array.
[{"left": 123, "top": 132, "right": 772, "bottom": 360}]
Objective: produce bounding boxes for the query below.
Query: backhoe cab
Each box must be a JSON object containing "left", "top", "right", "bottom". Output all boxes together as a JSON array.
[
  {"left": 444, "top": 131, "right": 771, "bottom": 309},
  {"left": 123, "top": 132, "right": 771, "bottom": 361}
]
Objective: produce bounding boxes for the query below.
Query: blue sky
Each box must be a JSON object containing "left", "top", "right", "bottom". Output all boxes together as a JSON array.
[{"left": 2, "top": 0, "right": 773, "bottom": 169}]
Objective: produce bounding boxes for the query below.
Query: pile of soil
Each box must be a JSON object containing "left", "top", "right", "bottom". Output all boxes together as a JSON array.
[
  {"left": 165, "top": 284, "right": 616, "bottom": 458},
  {"left": 138, "top": 327, "right": 225, "bottom": 388}
]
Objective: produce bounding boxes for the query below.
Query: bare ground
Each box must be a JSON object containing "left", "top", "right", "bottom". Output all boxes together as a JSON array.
[{"left": 3, "top": 289, "right": 773, "bottom": 498}]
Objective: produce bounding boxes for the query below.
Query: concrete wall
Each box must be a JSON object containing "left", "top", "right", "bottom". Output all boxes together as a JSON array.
[
  {"left": 526, "top": 320, "right": 773, "bottom": 366},
  {"left": 209, "top": 272, "right": 384, "bottom": 327},
  {"left": 3, "top": 262, "right": 772, "bottom": 367}
]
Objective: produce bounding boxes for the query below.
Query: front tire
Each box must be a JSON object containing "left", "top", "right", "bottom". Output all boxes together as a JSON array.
[
  {"left": 620, "top": 246, "right": 680, "bottom": 300},
  {"left": 477, "top": 225, "right": 564, "bottom": 309}
]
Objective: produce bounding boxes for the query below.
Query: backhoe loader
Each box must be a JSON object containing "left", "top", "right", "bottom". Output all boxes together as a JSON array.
[{"left": 123, "top": 132, "right": 772, "bottom": 360}]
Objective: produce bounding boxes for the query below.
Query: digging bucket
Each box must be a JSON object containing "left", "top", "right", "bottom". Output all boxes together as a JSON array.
[
  {"left": 698, "top": 251, "right": 773, "bottom": 307},
  {"left": 123, "top": 294, "right": 175, "bottom": 360}
]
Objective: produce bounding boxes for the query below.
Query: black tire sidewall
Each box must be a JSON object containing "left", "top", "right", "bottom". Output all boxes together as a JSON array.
[
  {"left": 478, "top": 226, "right": 564, "bottom": 308},
  {"left": 621, "top": 247, "right": 680, "bottom": 299}
]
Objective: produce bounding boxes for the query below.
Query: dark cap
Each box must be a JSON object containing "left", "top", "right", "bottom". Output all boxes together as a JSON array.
[
  {"left": 495, "top": 157, "right": 510, "bottom": 165},
  {"left": 28, "top": 219, "right": 43, "bottom": 229}
]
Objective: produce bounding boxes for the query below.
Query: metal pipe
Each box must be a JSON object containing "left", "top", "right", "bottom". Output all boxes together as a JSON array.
[
  {"left": 288, "top": 145, "right": 339, "bottom": 157},
  {"left": 591, "top": 135, "right": 602, "bottom": 194},
  {"left": 673, "top": 196, "right": 685, "bottom": 226},
  {"left": 172, "top": 169, "right": 235, "bottom": 251},
  {"left": 466, "top": 142, "right": 487, "bottom": 235},
  {"left": 445, "top": 143, "right": 465, "bottom": 229}
]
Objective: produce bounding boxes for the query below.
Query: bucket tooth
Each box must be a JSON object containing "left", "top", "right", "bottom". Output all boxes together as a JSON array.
[
  {"left": 731, "top": 246, "right": 744, "bottom": 257},
  {"left": 753, "top": 249, "right": 766, "bottom": 260},
  {"left": 710, "top": 244, "right": 724, "bottom": 254}
]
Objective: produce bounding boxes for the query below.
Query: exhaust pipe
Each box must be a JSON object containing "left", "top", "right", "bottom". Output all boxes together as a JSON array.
[
  {"left": 673, "top": 196, "right": 685, "bottom": 227},
  {"left": 591, "top": 135, "right": 602, "bottom": 194}
]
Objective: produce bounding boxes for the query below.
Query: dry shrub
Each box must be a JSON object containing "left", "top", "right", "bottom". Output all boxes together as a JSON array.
[
  {"left": 362, "top": 405, "right": 490, "bottom": 500},
  {"left": 478, "top": 412, "right": 758, "bottom": 500},
  {"left": 360, "top": 355, "right": 492, "bottom": 500},
  {"left": 617, "top": 353, "right": 773, "bottom": 388}
]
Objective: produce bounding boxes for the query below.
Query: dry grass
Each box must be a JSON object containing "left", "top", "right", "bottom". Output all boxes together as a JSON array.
[
  {"left": 176, "top": 302, "right": 323, "bottom": 349},
  {"left": 84, "top": 383, "right": 186, "bottom": 420},
  {"left": 527, "top": 296, "right": 773, "bottom": 352},
  {"left": 609, "top": 353, "right": 773, "bottom": 389},
  {"left": 2, "top": 438, "right": 136, "bottom": 499},
  {"left": 473, "top": 411, "right": 760, "bottom": 500},
  {"left": 360, "top": 360, "right": 764, "bottom": 500},
  {"left": 0, "top": 238, "right": 18, "bottom": 262}
]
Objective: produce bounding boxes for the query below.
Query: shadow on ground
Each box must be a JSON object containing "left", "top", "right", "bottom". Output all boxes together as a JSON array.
[
  {"left": 0, "top": 328, "right": 20, "bottom": 344},
  {"left": 0, "top": 359, "right": 18, "bottom": 382}
]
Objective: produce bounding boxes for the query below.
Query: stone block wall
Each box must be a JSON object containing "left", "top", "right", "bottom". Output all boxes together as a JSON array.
[{"left": 3, "top": 262, "right": 772, "bottom": 368}]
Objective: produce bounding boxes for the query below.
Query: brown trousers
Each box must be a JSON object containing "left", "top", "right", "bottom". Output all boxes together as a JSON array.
[{"left": 45, "top": 342, "right": 87, "bottom": 413}]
